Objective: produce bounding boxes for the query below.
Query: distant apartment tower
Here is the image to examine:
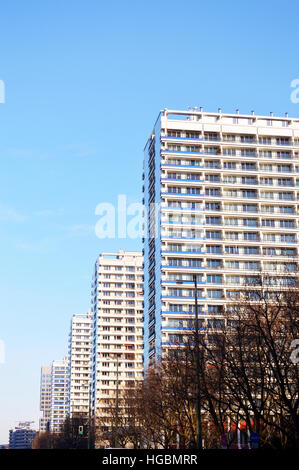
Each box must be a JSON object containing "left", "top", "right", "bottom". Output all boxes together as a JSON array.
[
  {"left": 68, "top": 311, "right": 92, "bottom": 418},
  {"left": 49, "top": 357, "right": 69, "bottom": 433},
  {"left": 39, "top": 365, "right": 52, "bottom": 432},
  {"left": 143, "top": 108, "right": 299, "bottom": 367},
  {"left": 9, "top": 422, "right": 38, "bottom": 449},
  {"left": 90, "top": 250, "right": 144, "bottom": 436}
]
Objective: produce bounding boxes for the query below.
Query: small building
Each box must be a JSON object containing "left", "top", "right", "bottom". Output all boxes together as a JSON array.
[{"left": 9, "top": 421, "right": 38, "bottom": 449}]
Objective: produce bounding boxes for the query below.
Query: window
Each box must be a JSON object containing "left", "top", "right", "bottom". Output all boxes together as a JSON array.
[
  {"left": 244, "top": 261, "right": 259, "bottom": 270},
  {"left": 208, "top": 305, "right": 223, "bottom": 314},
  {"left": 206, "top": 245, "right": 221, "bottom": 254},
  {"left": 169, "top": 187, "right": 182, "bottom": 193},
  {"left": 242, "top": 190, "right": 257, "bottom": 199},
  {"left": 208, "top": 320, "right": 223, "bottom": 329},
  {"left": 243, "top": 232, "right": 258, "bottom": 241},
  {"left": 277, "top": 151, "right": 291, "bottom": 159},
  {"left": 226, "top": 232, "right": 239, "bottom": 240},
  {"left": 225, "top": 190, "right": 238, "bottom": 198},
  {"left": 240, "top": 135, "right": 255, "bottom": 143},
  {"left": 241, "top": 149, "right": 256, "bottom": 157},
  {"left": 263, "top": 248, "right": 276, "bottom": 256},
  {"left": 262, "top": 219, "right": 275, "bottom": 227},
  {"left": 280, "top": 220, "right": 295, "bottom": 228},
  {"left": 168, "top": 319, "right": 184, "bottom": 328},
  {"left": 277, "top": 165, "right": 291, "bottom": 173},
  {"left": 205, "top": 174, "right": 220, "bottom": 182},
  {"left": 242, "top": 204, "right": 257, "bottom": 212},
  {"left": 264, "top": 233, "right": 276, "bottom": 242},
  {"left": 207, "top": 275, "right": 222, "bottom": 284},
  {"left": 225, "top": 246, "right": 239, "bottom": 254},
  {"left": 186, "top": 131, "right": 200, "bottom": 139},
  {"left": 276, "top": 137, "right": 290, "bottom": 146},
  {"left": 243, "top": 218, "right": 258, "bottom": 227},
  {"left": 205, "top": 203, "right": 221, "bottom": 211},
  {"left": 206, "top": 216, "right": 221, "bottom": 225},
  {"left": 225, "top": 217, "right": 238, "bottom": 226},
  {"left": 205, "top": 160, "right": 220, "bottom": 169},
  {"left": 223, "top": 175, "right": 236, "bottom": 183},
  {"left": 169, "top": 334, "right": 184, "bottom": 343},
  {"left": 207, "top": 290, "right": 222, "bottom": 299},
  {"left": 278, "top": 178, "right": 292, "bottom": 187},
  {"left": 223, "top": 135, "right": 236, "bottom": 142},
  {"left": 242, "top": 163, "right": 256, "bottom": 171},
  {"left": 223, "top": 148, "right": 236, "bottom": 156},
  {"left": 224, "top": 161, "right": 236, "bottom": 169},
  {"left": 186, "top": 187, "right": 201, "bottom": 194},
  {"left": 280, "top": 234, "right": 296, "bottom": 243},
  {"left": 259, "top": 137, "right": 271, "bottom": 145},
  {"left": 168, "top": 130, "right": 181, "bottom": 137},
  {"left": 207, "top": 259, "right": 221, "bottom": 268},
  {"left": 204, "top": 147, "right": 219, "bottom": 155},
  {"left": 279, "top": 192, "right": 293, "bottom": 200},
  {"left": 168, "top": 144, "right": 181, "bottom": 151},
  {"left": 205, "top": 188, "right": 220, "bottom": 196},
  {"left": 206, "top": 230, "right": 221, "bottom": 239},
  {"left": 226, "top": 260, "right": 239, "bottom": 269}
]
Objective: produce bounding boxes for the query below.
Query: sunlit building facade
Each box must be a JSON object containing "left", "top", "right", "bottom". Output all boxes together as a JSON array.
[
  {"left": 68, "top": 311, "right": 92, "bottom": 418},
  {"left": 39, "top": 365, "right": 52, "bottom": 432},
  {"left": 90, "top": 250, "right": 144, "bottom": 437},
  {"left": 143, "top": 108, "right": 299, "bottom": 367},
  {"left": 49, "top": 357, "right": 69, "bottom": 432}
]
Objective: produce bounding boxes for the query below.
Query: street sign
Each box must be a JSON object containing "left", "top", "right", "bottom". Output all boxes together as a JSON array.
[
  {"left": 250, "top": 432, "right": 260, "bottom": 448},
  {"left": 250, "top": 432, "right": 260, "bottom": 443},
  {"left": 221, "top": 434, "right": 228, "bottom": 447}
]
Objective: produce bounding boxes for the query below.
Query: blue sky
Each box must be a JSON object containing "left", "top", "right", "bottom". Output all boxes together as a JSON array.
[{"left": 0, "top": 0, "right": 299, "bottom": 442}]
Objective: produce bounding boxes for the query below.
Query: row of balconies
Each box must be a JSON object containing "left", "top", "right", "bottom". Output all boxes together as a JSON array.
[
  {"left": 162, "top": 208, "right": 298, "bottom": 218},
  {"left": 162, "top": 217, "right": 298, "bottom": 229},
  {"left": 161, "top": 135, "right": 299, "bottom": 148},
  {"left": 161, "top": 231, "right": 297, "bottom": 243},
  {"left": 161, "top": 248, "right": 297, "bottom": 258},
  {"left": 160, "top": 255, "right": 296, "bottom": 266},
  {"left": 161, "top": 274, "right": 296, "bottom": 291},
  {"left": 162, "top": 187, "right": 299, "bottom": 200},
  {"left": 162, "top": 133, "right": 299, "bottom": 145},
  {"left": 162, "top": 177, "right": 299, "bottom": 189},
  {"left": 162, "top": 162, "right": 299, "bottom": 173}
]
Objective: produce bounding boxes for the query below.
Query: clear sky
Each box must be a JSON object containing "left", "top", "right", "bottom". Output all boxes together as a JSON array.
[{"left": 0, "top": 0, "right": 299, "bottom": 443}]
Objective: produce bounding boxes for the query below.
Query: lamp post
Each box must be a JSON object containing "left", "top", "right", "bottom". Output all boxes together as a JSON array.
[
  {"left": 193, "top": 274, "right": 203, "bottom": 450},
  {"left": 114, "top": 355, "right": 119, "bottom": 448},
  {"left": 83, "top": 381, "right": 92, "bottom": 449},
  {"left": 175, "top": 274, "right": 203, "bottom": 449},
  {"left": 109, "top": 353, "right": 120, "bottom": 448}
]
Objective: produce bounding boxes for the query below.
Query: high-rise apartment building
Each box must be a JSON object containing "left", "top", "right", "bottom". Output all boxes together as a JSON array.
[
  {"left": 68, "top": 311, "right": 92, "bottom": 418},
  {"left": 90, "top": 250, "right": 144, "bottom": 438},
  {"left": 143, "top": 108, "right": 299, "bottom": 366},
  {"left": 49, "top": 357, "right": 69, "bottom": 433},
  {"left": 39, "top": 365, "right": 52, "bottom": 432}
]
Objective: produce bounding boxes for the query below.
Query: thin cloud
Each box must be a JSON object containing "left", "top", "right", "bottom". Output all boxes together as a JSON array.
[
  {"left": 0, "top": 203, "right": 26, "bottom": 222},
  {"left": 58, "top": 224, "right": 94, "bottom": 237},
  {"left": 34, "top": 208, "right": 64, "bottom": 217},
  {"left": 16, "top": 237, "right": 58, "bottom": 254},
  {"left": 3, "top": 142, "right": 99, "bottom": 161}
]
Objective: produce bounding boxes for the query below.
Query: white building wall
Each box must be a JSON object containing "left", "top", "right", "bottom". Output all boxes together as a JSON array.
[
  {"left": 49, "top": 357, "right": 69, "bottom": 433},
  {"left": 90, "top": 250, "right": 144, "bottom": 431},
  {"left": 143, "top": 108, "right": 299, "bottom": 366},
  {"left": 68, "top": 311, "right": 92, "bottom": 418},
  {"left": 39, "top": 365, "right": 51, "bottom": 432}
]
